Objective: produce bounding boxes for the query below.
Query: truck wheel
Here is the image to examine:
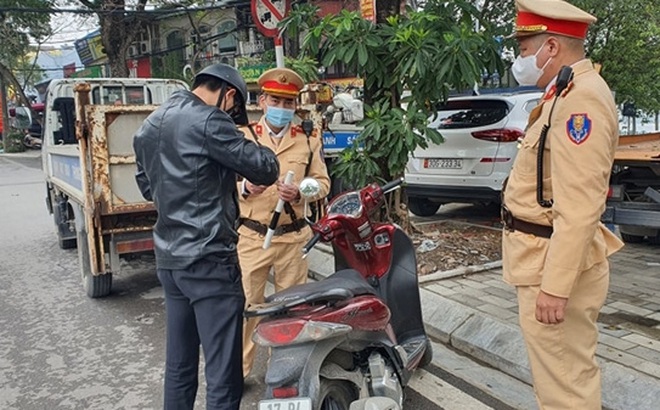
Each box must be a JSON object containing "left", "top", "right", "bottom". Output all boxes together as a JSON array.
[
  {"left": 53, "top": 200, "right": 76, "bottom": 249},
  {"left": 621, "top": 233, "right": 645, "bottom": 244},
  {"left": 58, "top": 234, "right": 77, "bottom": 250},
  {"left": 318, "top": 379, "right": 357, "bottom": 410},
  {"left": 408, "top": 197, "right": 441, "bottom": 217},
  {"left": 77, "top": 228, "right": 112, "bottom": 298}
]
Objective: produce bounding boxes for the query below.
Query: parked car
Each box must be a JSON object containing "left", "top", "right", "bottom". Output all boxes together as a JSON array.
[{"left": 404, "top": 88, "right": 543, "bottom": 216}]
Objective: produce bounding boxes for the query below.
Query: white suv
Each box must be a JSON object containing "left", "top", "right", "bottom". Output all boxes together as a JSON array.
[{"left": 405, "top": 89, "right": 543, "bottom": 216}]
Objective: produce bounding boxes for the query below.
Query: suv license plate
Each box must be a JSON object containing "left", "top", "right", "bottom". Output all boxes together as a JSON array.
[
  {"left": 424, "top": 158, "right": 463, "bottom": 169},
  {"left": 258, "top": 398, "right": 312, "bottom": 410}
]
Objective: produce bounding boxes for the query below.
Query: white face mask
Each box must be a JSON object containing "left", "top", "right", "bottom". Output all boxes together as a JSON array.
[{"left": 511, "top": 42, "right": 552, "bottom": 86}]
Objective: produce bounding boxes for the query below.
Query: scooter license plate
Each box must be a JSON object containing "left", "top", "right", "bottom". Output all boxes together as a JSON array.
[{"left": 258, "top": 397, "right": 312, "bottom": 410}]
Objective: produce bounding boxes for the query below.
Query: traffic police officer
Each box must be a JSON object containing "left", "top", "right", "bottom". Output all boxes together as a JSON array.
[
  {"left": 238, "top": 67, "right": 331, "bottom": 378},
  {"left": 501, "top": 1, "right": 624, "bottom": 409}
]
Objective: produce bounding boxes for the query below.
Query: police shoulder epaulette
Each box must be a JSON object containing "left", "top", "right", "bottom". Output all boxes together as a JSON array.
[
  {"left": 292, "top": 124, "right": 318, "bottom": 138},
  {"left": 560, "top": 81, "right": 574, "bottom": 98}
]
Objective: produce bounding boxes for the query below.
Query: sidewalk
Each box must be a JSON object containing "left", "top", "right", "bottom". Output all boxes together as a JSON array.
[
  {"left": 0, "top": 149, "right": 41, "bottom": 159},
  {"left": 307, "top": 241, "right": 660, "bottom": 410}
]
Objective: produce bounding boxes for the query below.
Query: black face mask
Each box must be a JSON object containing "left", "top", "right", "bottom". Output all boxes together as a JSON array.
[
  {"left": 215, "top": 83, "right": 248, "bottom": 126},
  {"left": 226, "top": 103, "right": 244, "bottom": 123}
]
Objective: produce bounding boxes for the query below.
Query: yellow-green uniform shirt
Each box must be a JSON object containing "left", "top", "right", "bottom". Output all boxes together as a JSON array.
[
  {"left": 502, "top": 59, "right": 624, "bottom": 297},
  {"left": 237, "top": 117, "right": 331, "bottom": 244}
]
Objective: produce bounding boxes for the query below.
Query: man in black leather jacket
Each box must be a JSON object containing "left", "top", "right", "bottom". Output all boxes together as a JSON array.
[{"left": 133, "top": 64, "right": 279, "bottom": 410}]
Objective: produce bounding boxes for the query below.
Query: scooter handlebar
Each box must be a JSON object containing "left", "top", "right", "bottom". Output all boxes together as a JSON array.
[
  {"left": 381, "top": 177, "right": 404, "bottom": 194},
  {"left": 301, "top": 232, "right": 322, "bottom": 256}
]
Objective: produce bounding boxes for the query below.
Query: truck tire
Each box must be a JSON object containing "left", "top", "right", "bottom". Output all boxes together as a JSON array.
[
  {"left": 408, "top": 197, "right": 441, "bottom": 217},
  {"left": 58, "top": 233, "right": 77, "bottom": 250},
  {"left": 77, "top": 227, "right": 112, "bottom": 298},
  {"left": 53, "top": 198, "right": 76, "bottom": 249}
]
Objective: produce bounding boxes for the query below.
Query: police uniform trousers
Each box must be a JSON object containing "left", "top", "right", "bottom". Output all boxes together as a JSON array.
[
  {"left": 239, "top": 233, "right": 309, "bottom": 377},
  {"left": 157, "top": 259, "right": 245, "bottom": 410},
  {"left": 517, "top": 260, "right": 609, "bottom": 410}
]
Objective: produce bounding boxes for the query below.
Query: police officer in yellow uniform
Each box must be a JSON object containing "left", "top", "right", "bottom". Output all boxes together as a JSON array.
[
  {"left": 502, "top": 1, "right": 624, "bottom": 409},
  {"left": 238, "top": 67, "right": 331, "bottom": 378}
]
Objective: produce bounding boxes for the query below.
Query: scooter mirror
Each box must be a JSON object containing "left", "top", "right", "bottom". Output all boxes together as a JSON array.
[
  {"left": 299, "top": 177, "right": 321, "bottom": 200},
  {"left": 349, "top": 397, "right": 401, "bottom": 410},
  {"left": 300, "top": 177, "right": 322, "bottom": 227}
]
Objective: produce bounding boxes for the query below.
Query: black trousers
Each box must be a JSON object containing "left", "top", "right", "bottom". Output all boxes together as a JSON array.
[{"left": 157, "top": 259, "right": 245, "bottom": 410}]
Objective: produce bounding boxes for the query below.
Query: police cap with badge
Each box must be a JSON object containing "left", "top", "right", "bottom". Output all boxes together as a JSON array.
[
  {"left": 258, "top": 68, "right": 305, "bottom": 98},
  {"left": 511, "top": 0, "right": 596, "bottom": 39}
]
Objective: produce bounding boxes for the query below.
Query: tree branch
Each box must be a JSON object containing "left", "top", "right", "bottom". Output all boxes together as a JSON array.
[{"left": 78, "top": 0, "right": 96, "bottom": 10}]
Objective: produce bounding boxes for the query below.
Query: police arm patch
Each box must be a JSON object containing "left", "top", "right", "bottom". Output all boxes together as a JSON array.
[{"left": 566, "top": 113, "right": 592, "bottom": 145}]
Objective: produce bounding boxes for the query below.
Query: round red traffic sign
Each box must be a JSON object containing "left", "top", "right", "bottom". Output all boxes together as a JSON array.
[{"left": 251, "top": 0, "right": 291, "bottom": 38}]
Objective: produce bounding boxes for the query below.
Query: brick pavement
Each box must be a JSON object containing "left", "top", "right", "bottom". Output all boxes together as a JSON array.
[{"left": 421, "top": 241, "right": 660, "bottom": 381}]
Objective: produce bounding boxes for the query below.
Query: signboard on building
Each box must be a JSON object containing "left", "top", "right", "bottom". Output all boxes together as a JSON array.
[
  {"left": 127, "top": 58, "right": 151, "bottom": 78},
  {"left": 251, "top": 0, "right": 291, "bottom": 38},
  {"left": 69, "top": 66, "right": 103, "bottom": 79},
  {"left": 239, "top": 40, "right": 266, "bottom": 56},
  {"left": 74, "top": 30, "right": 106, "bottom": 66},
  {"left": 360, "top": 0, "right": 376, "bottom": 22},
  {"left": 239, "top": 63, "right": 276, "bottom": 83},
  {"left": 63, "top": 63, "right": 76, "bottom": 78}
]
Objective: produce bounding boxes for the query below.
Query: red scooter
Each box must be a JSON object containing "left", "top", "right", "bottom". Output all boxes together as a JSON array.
[{"left": 245, "top": 178, "right": 432, "bottom": 410}]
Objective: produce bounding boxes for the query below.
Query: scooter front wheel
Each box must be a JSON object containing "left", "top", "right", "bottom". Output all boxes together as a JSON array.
[
  {"left": 419, "top": 338, "right": 434, "bottom": 368},
  {"left": 318, "top": 378, "right": 357, "bottom": 410}
]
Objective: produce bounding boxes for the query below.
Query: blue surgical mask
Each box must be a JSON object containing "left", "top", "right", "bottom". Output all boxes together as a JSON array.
[{"left": 266, "top": 106, "right": 295, "bottom": 128}]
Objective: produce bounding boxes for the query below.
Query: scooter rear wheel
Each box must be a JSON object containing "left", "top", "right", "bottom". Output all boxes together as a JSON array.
[{"left": 318, "top": 379, "right": 357, "bottom": 410}]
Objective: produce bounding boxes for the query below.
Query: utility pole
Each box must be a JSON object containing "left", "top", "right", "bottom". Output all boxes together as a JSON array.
[{"left": 1, "top": 76, "right": 9, "bottom": 151}]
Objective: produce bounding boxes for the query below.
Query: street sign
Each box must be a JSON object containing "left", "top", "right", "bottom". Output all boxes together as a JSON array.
[{"left": 251, "top": 0, "right": 291, "bottom": 38}]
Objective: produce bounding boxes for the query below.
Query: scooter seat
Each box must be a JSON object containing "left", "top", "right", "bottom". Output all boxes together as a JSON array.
[
  {"left": 268, "top": 268, "right": 376, "bottom": 303},
  {"left": 245, "top": 269, "right": 376, "bottom": 317}
]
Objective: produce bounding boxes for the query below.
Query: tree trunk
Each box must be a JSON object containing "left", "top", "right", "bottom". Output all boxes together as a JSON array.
[
  {"left": 375, "top": 0, "right": 401, "bottom": 24},
  {"left": 365, "top": 0, "right": 401, "bottom": 181},
  {"left": 87, "top": 0, "right": 148, "bottom": 77},
  {"left": 99, "top": 15, "right": 135, "bottom": 77},
  {"left": 0, "top": 62, "right": 33, "bottom": 109}
]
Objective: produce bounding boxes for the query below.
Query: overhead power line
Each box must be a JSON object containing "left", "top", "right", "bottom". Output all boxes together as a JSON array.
[{"left": 0, "top": 2, "right": 246, "bottom": 16}]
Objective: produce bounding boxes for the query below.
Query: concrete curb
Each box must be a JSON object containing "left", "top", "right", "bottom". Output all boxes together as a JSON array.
[
  {"left": 0, "top": 151, "right": 41, "bottom": 158},
  {"left": 306, "top": 246, "right": 660, "bottom": 410},
  {"left": 418, "top": 261, "right": 503, "bottom": 284}
]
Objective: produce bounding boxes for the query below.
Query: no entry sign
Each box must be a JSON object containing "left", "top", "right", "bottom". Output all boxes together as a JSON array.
[{"left": 251, "top": 0, "right": 291, "bottom": 38}]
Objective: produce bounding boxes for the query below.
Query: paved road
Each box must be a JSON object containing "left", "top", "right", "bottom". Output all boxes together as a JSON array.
[{"left": 0, "top": 154, "right": 531, "bottom": 409}]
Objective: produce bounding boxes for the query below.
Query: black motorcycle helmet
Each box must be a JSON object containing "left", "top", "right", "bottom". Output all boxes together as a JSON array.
[{"left": 194, "top": 63, "right": 249, "bottom": 125}]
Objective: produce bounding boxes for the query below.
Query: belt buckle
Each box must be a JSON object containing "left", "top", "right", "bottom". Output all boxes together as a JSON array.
[{"left": 501, "top": 205, "right": 514, "bottom": 232}]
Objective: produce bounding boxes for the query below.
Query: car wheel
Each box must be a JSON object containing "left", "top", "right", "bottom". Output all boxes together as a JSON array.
[
  {"left": 621, "top": 232, "right": 645, "bottom": 244},
  {"left": 408, "top": 197, "right": 441, "bottom": 217}
]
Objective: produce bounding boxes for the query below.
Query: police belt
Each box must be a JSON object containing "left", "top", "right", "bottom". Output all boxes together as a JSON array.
[
  {"left": 501, "top": 206, "right": 553, "bottom": 239},
  {"left": 239, "top": 218, "right": 307, "bottom": 236}
]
